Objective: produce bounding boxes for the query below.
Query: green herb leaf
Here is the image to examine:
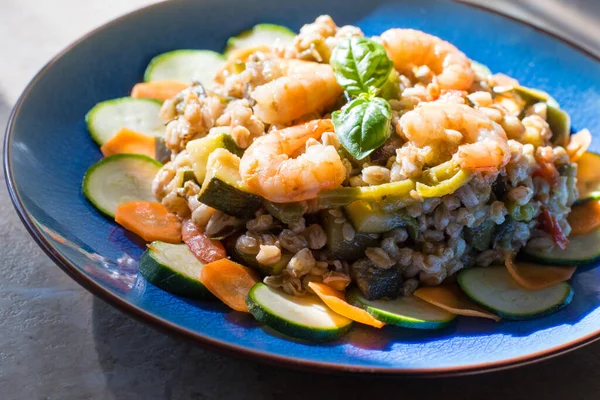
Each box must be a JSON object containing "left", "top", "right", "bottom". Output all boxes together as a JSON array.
[
  {"left": 332, "top": 96, "right": 392, "bottom": 160},
  {"left": 330, "top": 37, "right": 393, "bottom": 96}
]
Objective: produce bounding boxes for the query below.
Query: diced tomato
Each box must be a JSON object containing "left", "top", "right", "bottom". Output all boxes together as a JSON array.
[
  {"left": 540, "top": 209, "right": 568, "bottom": 250},
  {"left": 533, "top": 160, "right": 559, "bottom": 186},
  {"left": 181, "top": 219, "right": 202, "bottom": 241},
  {"left": 181, "top": 219, "right": 226, "bottom": 263}
]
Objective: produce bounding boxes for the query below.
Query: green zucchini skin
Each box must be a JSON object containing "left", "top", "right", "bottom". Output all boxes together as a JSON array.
[
  {"left": 519, "top": 228, "right": 600, "bottom": 266},
  {"left": 246, "top": 284, "right": 353, "bottom": 342},
  {"left": 457, "top": 267, "right": 574, "bottom": 320},
  {"left": 198, "top": 177, "right": 262, "bottom": 219},
  {"left": 320, "top": 210, "right": 378, "bottom": 261},
  {"left": 82, "top": 154, "right": 161, "bottom": 218},
  {"left": 347, "top": 289, "right": 455, "bottom": 330},
  {"left": 138, "top": 242, "right": 214, "bottom": 299}
]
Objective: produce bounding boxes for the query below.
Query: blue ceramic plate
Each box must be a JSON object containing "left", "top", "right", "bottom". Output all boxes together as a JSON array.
[{"left": 6, "top": 0, "right": 600, "bottom": 375}]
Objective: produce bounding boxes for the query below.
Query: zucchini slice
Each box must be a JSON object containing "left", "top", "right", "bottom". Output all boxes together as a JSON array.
[
  {"left": 225, "top": 24, "right": 295, "bottom": 56},
  {"left": 139, "top": 241, "right": 212, "bottom": 298},
  {"left": 225, "top": 235, "right": 292, "bottom": 276},
  {"left": 82, "top": 154, "right": 161, "bottom": 218},
  {"left": 318, "top": 179, "right": 415, "bottom": 208},
  {"left": 457, "top": 266, "right": 573, "bottom": 320},
  {"left": 186, "top": 131, "right": 242, "bottom": 183},
  {"left": 344, "top": 200, "right": 411, "bottom": 233},
  {"left": 347, "top": 289, "right": 456, "bottom": 330},
  {"left": 144, "top": 50, "right": 225, "bottom": 88},
  {"left": 246, "top": 283, "right": 353, "bottom": 342},
  {"left": 262, "top": 200, "right": 307, "bottom": 225},
  {"left": 320, "top": 209, "right": 378, "bottom": 261},
  {"left": 197, "top": 148, "right": 261, "bottom": 219},
  {"left": 521, "top": 228, "right": 600, "bottom": 266},
  {"left": 86, "top": 97, "right": 164, "bottom": 145},
  {"left": 576, "top": 152, "right": 600, "bottom": 203}
]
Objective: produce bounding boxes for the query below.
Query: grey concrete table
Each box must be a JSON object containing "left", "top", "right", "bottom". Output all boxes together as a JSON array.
[{"left": 2, "top": 1, "right": 600, "bottom": 398}]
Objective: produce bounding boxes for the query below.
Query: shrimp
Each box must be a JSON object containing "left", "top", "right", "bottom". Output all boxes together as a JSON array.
[
  {"left": 239, "top": 119, "right": 346, "bottom": 202},
  {"left": 380, "top": 29, "right": 474, "bottom": 92},
  {"left": 251, "top": 59, "right": 343, "bottom": 125},
  {"left": 399, "top": 102, "right": 510, "bottom": 170}
]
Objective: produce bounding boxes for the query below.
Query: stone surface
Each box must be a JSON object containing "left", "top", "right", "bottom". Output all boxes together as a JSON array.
[{"left": 2, "top": 1, "right": 600, "bottom": 399}]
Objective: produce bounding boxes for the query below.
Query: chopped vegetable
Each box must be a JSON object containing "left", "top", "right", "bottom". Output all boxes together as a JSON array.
[
  {"left": 568, "top": 200, "right": 600, "bottom": 235},
  {"left": 144, "top": 50, "right": 225, "bottom": 88},
  {"left": 540, "top": 209, "right": 568, "bottom": 250},
  {"left": 262, "top": 200, "right": 307, "bottom": 225},
  {"left": 458, "top": 266, "right": 573, "bottom": 320},
  {"left": 416, "top": 169, "right": 472, "bottom": 198},
  {"left": 131, "top": 80, "right": 189, "bottom": 102},
  {"left": 224, "top": 24, "right": 295, "bottom": 56},
  {"left": 521, "top": 226, "right": 600, "bottom": 265},
  {"left": 505, "top": 256, "right": 575, "bottom": 291},
  {"left": 320, "top": 210, "right": 379, "bottom": 261},
  {"left": 187, "top": 132, "right": 243, "bottom": 183},
  {"left": 85, "top": 97, "right": 165, "bottom": 145},
  {"left": 464, "top": 218, "right": 495, "bottom": 251},
  {"left": 198, "top": 149, "right": 262, "bottom": 219},
  {"left": 344, "top": 200, "right": 411, "bottom": 233},
  {"left": 546, "top": 105, "right": 570, "bottom": 147},
  {"left": 139, "top": 241, "right": 212, "bottom": 298},
  {"left": 576, "top": 152, "right": 600, "bottom": 203},
  {"left": 318, "top": 179, "right": 415, "bottom": 208},
  {"left": 247, "top": 283, "right": 353, "bottom": 341},
  {"left": 100, "top": 127, "right": 156, "bottom": 158},
  {"left": 567, "top": 128, "right": 592, "bottom": 162},
  {"left": 181, "top": 219, "right": 226, "bottom": 263},
  {"left": 83, "top": 154, "right": 161, "bottom": 218},
  {"left": 308, "top": 282, "right": 385, "bottom": 328},
  {"left": 533, "top": 157, "right": 559, "bottom": 185},
  {"left": 349, "top": 261, "right": 402, "bottom": 300},
  {"left": 414, "top": 284, "right": 501, "bottom": 321},
  {"left": 115, "top": 201, "right": 182, "bottom": 243},
  {"left": 347, "top": 288, "right": 456, "bottom": 329},
  {"left": 199, "top": 258, "right": 259, "bottom": 312}
]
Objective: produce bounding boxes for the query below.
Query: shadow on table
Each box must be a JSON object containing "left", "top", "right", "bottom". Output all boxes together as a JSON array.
[{"left": 92, "top": 296, "right": 600, "bottom": 400}]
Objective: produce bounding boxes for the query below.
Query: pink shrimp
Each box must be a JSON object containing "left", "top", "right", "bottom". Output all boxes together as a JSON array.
[
  {"left": 239, "top": 119, "right": 346, "bottom": 202},
  {"left": 399, "top": 102, "right": 510, "bottom": 171},
  {"left": 380, "top": 28, "right": 474, "bottom": 91},
  {"left": 250, "top": 60, "right": 343, "bottom": 125}
]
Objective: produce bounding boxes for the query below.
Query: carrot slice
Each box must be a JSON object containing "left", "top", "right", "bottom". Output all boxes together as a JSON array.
[
  {"left": 505, "top": 256, "right": 575, "bottom": 291},
  {"left": 308, "top": 282, "right": 385, "bottom": 328},
  {"left": 567, "top": 128, "right": 592, "bottom": 162},
  {"left": 568, "top": 200, "right": 600, "bottom": 235},
  {"left": 414, "top": 284, "right": 501, "bottom": 322},
  {"left": 181, "top": 219, "right": 226, "bottom": 263},
  {"left": 100, "top": 127, "right": 156, "bottom": 158},
  {"left": 131, "top": 80, "right": 188, "bottom": 102},
  {"left": 199, "top": 259, "right": 259, "bottom": 312},
  {"left": 115, "top": 201, "right": 182, "bottom": 243}
]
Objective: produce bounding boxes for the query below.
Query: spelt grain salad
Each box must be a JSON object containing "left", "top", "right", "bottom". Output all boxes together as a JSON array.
[{"left": 82, "top": 16, "right": 600, "bottom": 341}]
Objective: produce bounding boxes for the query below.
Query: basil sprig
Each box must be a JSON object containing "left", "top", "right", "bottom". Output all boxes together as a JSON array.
[{"left": 330, "top": 37, "right": 395, "bottom": 160}]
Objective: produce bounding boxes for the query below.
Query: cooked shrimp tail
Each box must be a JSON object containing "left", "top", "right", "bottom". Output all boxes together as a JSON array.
[{"left": 239, "top": 119, "right": 346, "bottom": 202}]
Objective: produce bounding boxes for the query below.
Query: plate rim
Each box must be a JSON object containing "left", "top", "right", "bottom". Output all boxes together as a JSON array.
[{"left": 4, "top": 0, "right": 600, "bottom": 376}]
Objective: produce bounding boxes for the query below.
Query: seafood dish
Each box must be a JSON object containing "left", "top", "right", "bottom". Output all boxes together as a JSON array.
[{"left": 82, "top": 16, "right": 600, "bottom": 341}]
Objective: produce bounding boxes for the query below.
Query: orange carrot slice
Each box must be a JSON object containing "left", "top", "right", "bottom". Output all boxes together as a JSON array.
[
  {"left": 115, "top": 201, "right": 182, "bottom": 243},
  {"left": 505, "top": 256, "right": 575, "bottom": 291},
  {"left": 308, "top": 282, "right": 385, "bottom": 328},
  {"left": 199, "top": 259, "right": 259, "bottom": 312},
  {"left": 180, "top": 219, "right": 226, "bottom": 263},
  {"left": 100, "top": 127, "right": 156, "bottom": 158},
  {"left": 414, "top": 284, "right": 501, "bottom": 322},
  {"left": 131, "top": 80, "right": 188, "bottom": 102},
  {"left": 568, "top": 200, "right": 600, "bottom": 235},
  {"left": 567, "top": 128, "right": 592, "bottom": 162}
]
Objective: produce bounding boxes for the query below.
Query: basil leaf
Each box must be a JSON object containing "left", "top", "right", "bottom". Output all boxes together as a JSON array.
[
  {"left": 332, "top": 96, "right": 392, "bottom": 160},
  {"left": 330, "top": 37, "right": 393, "bottom": 96}
]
